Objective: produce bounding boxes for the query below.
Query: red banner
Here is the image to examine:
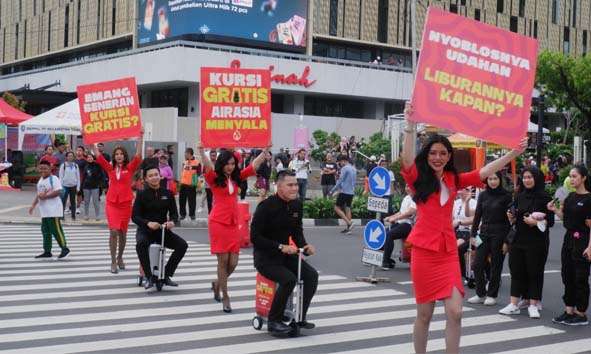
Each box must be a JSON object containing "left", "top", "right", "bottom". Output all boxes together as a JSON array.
[
  {"left": 412, "top": 7, "right": 538, "bottom": 149},
  {"left": 77, "top": 77, "right": 142, "bottom": 145},
  {"left": 200, "top": 66, "right": 271, "bottom": 148}
]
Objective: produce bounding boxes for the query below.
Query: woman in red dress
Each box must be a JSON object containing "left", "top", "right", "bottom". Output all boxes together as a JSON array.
[
  {"left": 90, "top": 133, "right": 143, "bottom": 274},
  {"left": 198, "top": 144, "right": 269, "bottom": 313},
  {"left": 401, "top": 102, "right": 527, "bottom": 353}
]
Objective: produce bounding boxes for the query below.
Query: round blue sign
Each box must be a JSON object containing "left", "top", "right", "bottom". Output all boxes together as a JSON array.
[
  {"left": 368, "top": 166, "right": 391, "bottom": 197},
  {"left": 364, "top": 220, "right": 386, "bottom": 250}
]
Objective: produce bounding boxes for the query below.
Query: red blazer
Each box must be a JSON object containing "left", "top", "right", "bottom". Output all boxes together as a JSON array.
[
  {"left": 96, "top": 154, "right": 141, "bottom": 203},
  {"left": 205, "top": 165, "right": 255, "bottom": 225},
  {"left": 401, "top": 162, "right": 482, "bottom": 252}
]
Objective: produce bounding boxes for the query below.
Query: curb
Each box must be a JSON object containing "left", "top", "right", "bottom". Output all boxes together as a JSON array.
[{"left": 0, "top": 218, "right": 374, "bottom": 227}]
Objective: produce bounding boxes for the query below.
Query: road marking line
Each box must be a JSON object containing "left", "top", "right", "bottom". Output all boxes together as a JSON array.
[
  {"left": 0, "top": 293, "right": 412, "bottom": 330},
  {"left": 492, "top": 338, "right": 591, "bottom": 354},
  {"left": 169, "top": 315, "right": 515, "bottom": 354},
  {"left": 0, "top": 205, "right": 36, "bottom": 213},
  {"left": 501, "top": 270, "right": 560, "bottom": 277}
]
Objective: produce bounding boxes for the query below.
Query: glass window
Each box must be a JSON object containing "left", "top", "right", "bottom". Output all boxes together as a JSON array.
[
  {"left": 377, "top": 0, "right": 388, "bottom": 43},
  {"left": 552, "top": 0, "right": 558, "bottom": 24},
  {"left": 573, "top": 0, "right": 577, "bottom": 26},
  {"left": 450, "top": 4, "right": 458, "bottom": 13},
  {"left": 329, "top": 0, "right": 339, "bottom": 36},
  {"left": 475, "top": 9, "right": 481, "bottom": 21},
  {"left": 151, "top": 88, "right": 189, "bottom": 116},
  {"left": 304, "top": 96, "right": 365, "bottom": 118},
  {"left": 510, "top": 16, "right": 518, "bottom": 33},
  {"left": 563, "top": 27, "right": 570, "bottom": 54},
  {"left": 519, "top": 0, "right": 525, "bottom": 17},
  {"left": 497, "top": 0, "right": 504, "bottom": 13}
]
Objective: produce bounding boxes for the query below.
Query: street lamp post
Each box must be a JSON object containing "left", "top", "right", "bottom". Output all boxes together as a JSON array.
[{"left": 536, "top": 94, "right": 545, "bottom": 167}]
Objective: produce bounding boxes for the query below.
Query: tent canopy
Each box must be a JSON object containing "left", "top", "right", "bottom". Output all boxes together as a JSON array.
[
  {"left": 18, "top": 99, "right": 81, "bottom": 150},
  {"left": 0, "top": 99, "right": 32, "bottom": 125}
]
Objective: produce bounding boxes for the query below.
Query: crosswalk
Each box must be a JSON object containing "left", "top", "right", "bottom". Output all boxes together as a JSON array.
[{"left": 0, "top": 224, "right": 588, "bottom": 354}]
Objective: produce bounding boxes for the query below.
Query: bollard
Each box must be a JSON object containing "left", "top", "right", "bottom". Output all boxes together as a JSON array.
[{"left": 238, "top": 201, "right": 252, "bottom": 248}]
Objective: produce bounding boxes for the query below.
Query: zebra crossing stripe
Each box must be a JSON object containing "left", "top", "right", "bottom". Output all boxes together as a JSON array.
[
  {"left": 2, "top": 288, "right": 404, "bottom": 315},
  {"left": 0, "top": 305, "right": 461, "bottom": 346},
  {"left": 166, "top": 314, "right": 515, "bottom": 354},
  {"left": 0, "top": 280, "right": 373, "bottom": 303},
  {"left": 492, "top": 338, "right": 591, "bottom": 354},
  {"left": 334, "top": 325, "right": 564, "bottom": 353},
  {"left": 0, "top": 257, "right": 251, "bottom": 269},
  {"left": 0, "top": 297, "right": 417, "bottom": 331},
  {"left": 1, "top": 253, "right": 251, "bottom": 263},
  {"left": 0, "top": 274, "right": 346, "bottom": 292}
]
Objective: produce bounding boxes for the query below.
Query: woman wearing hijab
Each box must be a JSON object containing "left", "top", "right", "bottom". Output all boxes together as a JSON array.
[
  {"left": 467, "top": 172, "right": 512, "bottom": 306},
  {"left": 499, "top": 166, "right": 555, "bottom": 319}
]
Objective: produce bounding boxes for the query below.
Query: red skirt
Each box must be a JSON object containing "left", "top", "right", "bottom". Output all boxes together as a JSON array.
[
  {"left": 209, "top": 220, "right": 240, "bottom": 254},
  {"left": 410, "top": 239, "right": 465, "bottom": 303},
  {"left": 105, "top": 201, "right": 132, "bottom": 232}
]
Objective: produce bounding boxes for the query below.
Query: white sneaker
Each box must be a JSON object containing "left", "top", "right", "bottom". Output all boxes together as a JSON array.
[
  {"left": 76, "top": 208, "right": 81, "bottom": 215},
  {"left": 499, "top": 303, "right": 520, "bottom": 315},
  {"left": 518, "top": 299, "right": 543, "bottom": 311},
  {"left": 484, "top": 297, "right": 497, "bottom": 306},
  {"left": 467, "top": 295, "right": 485, "bottom": 304},
  {"left": 64, "top": 209, "right": 71, "bottom": 215},
  {"left": 197, "top": 208, "right": 203, "bottom": 213},
  {"left": 528, "top": 305, "right": 541, "bottom": 319}
]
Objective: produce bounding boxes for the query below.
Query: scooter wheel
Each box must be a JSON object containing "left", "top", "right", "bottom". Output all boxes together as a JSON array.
[
  {"left": 137, "top": 276, "right": 143, "bottom": 287},
  {"left": 156, "top": 280, "right": 164, "bottom": 291},
  {"left": 252, "top": 316, "right": 264, "bottom": 330}
]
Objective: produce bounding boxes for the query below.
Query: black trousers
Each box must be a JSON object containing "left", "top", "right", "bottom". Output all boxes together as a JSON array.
[
  {"left": 205, "top": 188, "right": 213, "bottom": 214},
  {"left": 240, "top": 181, "right": 248, "bottom": 200},
  {"left": 508, "top": 241, "right": 548, "bottom": 300},
  {"left": 561, "top": 236, "right": 591, "bottom": 312},
  {"left": 61, "top": 186, "right": 77, "bottom": 217},
  {"left": 136, "top": 230, "right": 188, "bottom": 278},
  {"left": 456, "top": 230, "right": 470, "bottom": 278},
  {"left": 383, "top": 223, "right": 412, "bottom": 262},
  {"left": 475, "top": 235, "right": 505, "bottom": 298},
  {"left": 257, "top": 257, "right": 319, "bottom": 322},
  {"left": 179, "top": 185, "right": 197, "bottom": 218}
]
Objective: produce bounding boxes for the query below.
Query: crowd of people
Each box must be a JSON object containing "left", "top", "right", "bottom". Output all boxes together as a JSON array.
[{"left": 24, "top": 120, "right": 591, "bottom": 342}]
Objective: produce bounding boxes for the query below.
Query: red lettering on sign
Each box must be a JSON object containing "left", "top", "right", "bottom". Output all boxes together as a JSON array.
[{"left": 229, "top": 60, "right": 317, "bottom": 88}]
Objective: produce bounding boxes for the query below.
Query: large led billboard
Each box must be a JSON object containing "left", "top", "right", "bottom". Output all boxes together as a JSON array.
[{"left": 137, "top": 0, "right": 308, "bottom": 51}]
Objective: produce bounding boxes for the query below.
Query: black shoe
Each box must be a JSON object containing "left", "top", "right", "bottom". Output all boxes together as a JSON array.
[
  {"left": 380, "top": 261, "right": 395, "bottom": 270},
  {"left": 552, "top": 312, "right": 574, "bottom": 324},
  {"left": 564, "top": 314, "right": 589, "bottom": 326},
  {"left": 35, "top": 252, "right": 52, "bottom": 259},
  {"left": 298, "top": 321, "right": 315, "bottom": 329},
  {"left": 340, "top": 227, "right": 348, "bottom": 234},
  {"left": 143, "top": 276, "right": 154, "bottom": 290},
  {"left": 163, "top": 276, "right": 178, "bottom": 287},
  {"left": 268, "top": 320, "right": 291, "bottom": 335},
  {"left": 58, "top": 248, "right": 70, "bottom": 259}
]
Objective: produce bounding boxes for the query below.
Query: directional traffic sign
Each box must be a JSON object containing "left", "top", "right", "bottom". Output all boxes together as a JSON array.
[
  {"left": 368, "top": 166, "right": 391, "bottom": 197},
  {"left": 364, "top": 220, "right": 386, "bottom": 250}
]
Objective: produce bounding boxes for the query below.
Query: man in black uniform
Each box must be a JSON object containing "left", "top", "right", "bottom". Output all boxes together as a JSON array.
[
  {"left": 133, "top": 165, "right": 188, "bottom": 290},
  {"left": 250, "top": 170, "right": 318, "bottom": 336}
]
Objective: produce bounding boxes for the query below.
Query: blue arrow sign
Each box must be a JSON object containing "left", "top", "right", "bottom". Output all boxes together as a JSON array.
[
  {"left": 368, "top": 166, "right": 391, "bottom": 197},
  {"left": 364, "top": 220, "right": 386, "bottom": 250}
]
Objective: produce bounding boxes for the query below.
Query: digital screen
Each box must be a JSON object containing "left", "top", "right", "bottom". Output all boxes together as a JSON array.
[{"left": 137, "top": 0, "right": 308, "bottom": 50}]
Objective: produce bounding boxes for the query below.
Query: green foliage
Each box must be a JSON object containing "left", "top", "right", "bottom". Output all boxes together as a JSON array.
[
  {"left": 545, "top": 183, "right": 558, "bottom": 196},
  {"left": 356, "top": 133, "right": 391, "bottom": 161},
  {"left": 559, "top": 164, "right": 572, "bottom": 184},
  {"left": 303, "top": 197, "right": 337, "bottom": 219},
  {"left": 310, "top": 130, "right": 341, "bottom": 163},
  {"left": 1, "top": 92, "right": 27, "bottom": 111},
  {"left": 350, "top": 196, "right": 374, "bottom": 219}
]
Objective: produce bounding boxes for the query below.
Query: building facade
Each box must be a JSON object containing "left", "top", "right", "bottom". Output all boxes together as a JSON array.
[{"left": 0, "top": 0, "right": 583, "bottom": 141}]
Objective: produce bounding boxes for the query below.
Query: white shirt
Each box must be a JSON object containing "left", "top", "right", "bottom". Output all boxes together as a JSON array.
[
  {"left": 452, "top": 197, "right": 477, "bottom": 231},
  {"left": 37, "top": 175, "right": 64, "bottom": 218},
  {"left": 289, "top": 159, "right": 310, "bottom": 179},
  {"left": 398, "top": 195, "right": 417, "bottom": 224},
  {"left": 384, "top": 170, "right": 396, "bottom": 196}
]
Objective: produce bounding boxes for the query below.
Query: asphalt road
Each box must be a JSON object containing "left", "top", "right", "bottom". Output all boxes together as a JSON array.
[{"left": 0, "top": 222, "right": 590, "bottom": 353}]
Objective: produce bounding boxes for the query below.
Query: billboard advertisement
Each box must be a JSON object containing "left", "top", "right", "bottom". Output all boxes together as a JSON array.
[{"left": 137, "top": 0, "right": 308, "bottom": 51}]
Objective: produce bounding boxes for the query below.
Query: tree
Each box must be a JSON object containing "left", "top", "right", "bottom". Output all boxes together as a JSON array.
[
  {"left": 1, "top": 92, "right": 26, "bottom": 111},
  {"left": 535, "top": 50, "right": 591, "bottom": 164}
]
